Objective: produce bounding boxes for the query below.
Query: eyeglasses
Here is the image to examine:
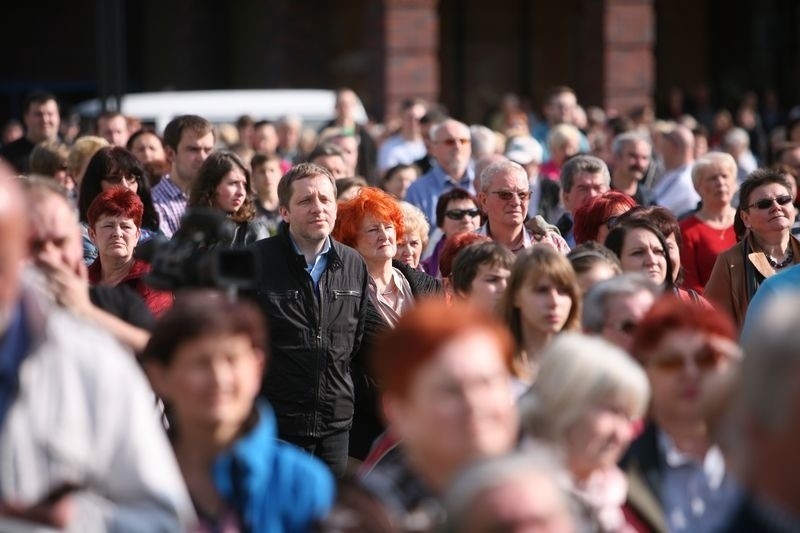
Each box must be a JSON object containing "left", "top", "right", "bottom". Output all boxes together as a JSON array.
[
  {"left": 437, "top": 138, "right": 471, "bottom": 147},
  {"left": 746, "top": 194, "right": 793, "bottom": 210},
  {"left": 103, "top": 173, "right": 138, "bottom": 185},
  {"left": 445, "top": 208, "right": 481, "bottom": 220},
  {"left": 489, "top": 190, "right": 531, "bottom": 202},
  {"left": 648, "top": 345, "right": 728, "bottom": 373}
]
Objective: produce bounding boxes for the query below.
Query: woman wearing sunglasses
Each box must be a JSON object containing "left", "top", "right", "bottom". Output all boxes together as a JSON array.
[
  {"left": 705, "top": 168, "right": 800, "bottom": 330},
  {"left": 621, "top": 296, "right": 742, "bottom": 533},
  {"left": 420, "top": 187, "right": 482, "bottom": 277}
]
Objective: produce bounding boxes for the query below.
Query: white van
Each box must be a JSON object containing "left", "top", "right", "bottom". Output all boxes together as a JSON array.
[{"left": 72, "top": 89, "right": 368, "bottom": 133}]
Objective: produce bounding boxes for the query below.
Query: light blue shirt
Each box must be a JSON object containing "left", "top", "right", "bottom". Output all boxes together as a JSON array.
[
  {"left": 405, "top": 163, "right": 475, "bottom": 234},
  {"left": 290, "top": 235, "right": 332, "bottom": 296},
  {"left": 741, "top": 263, "right": 800, "bottom": 342}
]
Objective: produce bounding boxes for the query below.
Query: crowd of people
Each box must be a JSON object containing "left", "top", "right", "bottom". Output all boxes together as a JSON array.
[{"left": 1, "top": 85, "right": 800, "bottom": 532}]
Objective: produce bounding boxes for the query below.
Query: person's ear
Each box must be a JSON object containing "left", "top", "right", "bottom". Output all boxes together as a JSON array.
[
  {"left": 88, "top": 226, "right": 97, "bottom": 245},
  {"left": 165, "top": 146, "right": 176, "bottom": 166}
]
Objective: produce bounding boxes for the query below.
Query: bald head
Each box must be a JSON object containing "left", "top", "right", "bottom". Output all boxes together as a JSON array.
[
  {"left": 0, "top": 176, "right": 28, "bottom": 331},
  {"left": 663, "top": 125, "right": 695, "bottom": 168}
]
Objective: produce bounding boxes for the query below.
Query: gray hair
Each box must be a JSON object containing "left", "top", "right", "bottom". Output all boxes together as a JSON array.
[
  {"left": 582, "top": 273, "right": 660, "bottom": 333},
  {"left": 691, "top": 151, "right": 737, "bottom": 188},
  {"left": 470, "top": 124, "right": 497, "bottom": 158},
  {"left": 429, "top": 118, "right": 469, "bottom": 143},
  {"left": 478, "top": 159, "right": 527, "bottom": 192},
  {"left": 518, "top": 333, "right": 651, "bottom": 443},
  {"left": 443, "top": 448, "right": 580, "bottom": 533},
  {"left": 723, "top": 127, "right": 750, "bottom": 150},
  {"left": 559, "top": 154, "right": 610, "bottom": 192},
  {"left": 612, "top": 131, "right": 652, "bottom": 157}
]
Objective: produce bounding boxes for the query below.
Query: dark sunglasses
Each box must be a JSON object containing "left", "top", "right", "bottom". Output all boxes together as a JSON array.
[
  {"left": 747, "top": 194, "right": 793, "bottom": 210},
  {"left": 649, "top": 345, "right": 726, "bottom": 373},
  {"left": 103, "top": 173, "right": 138, "bottom": 185},
  {"left": 490, "top": 190, "right": 531, "bottom": 202},
  {"left": 445, "top": 208, "right": 481, "bottom": 220}
]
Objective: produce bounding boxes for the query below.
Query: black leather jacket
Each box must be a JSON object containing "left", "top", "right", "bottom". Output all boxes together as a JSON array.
[{"left": 246, "top": 225, "right": 369, "bottom": 438}]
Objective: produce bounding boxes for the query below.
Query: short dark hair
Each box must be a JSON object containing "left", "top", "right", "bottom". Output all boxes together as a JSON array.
[
  {"left": 307, "top": 142, "right": 345, "bottom": 162},
  {"left": 250, "top": 152, "right": 281, "bottom": 169},
  {"left": 434, "top": 187, "right": 479, "bottom": 228},
  {"left": 163, "top": 115, "right": 213, "bottom": 151},
  {"left": 277, "top": 162, "right": 336, "bottom": 208},
  {"left": 604, "top": 218, "right": 675, "bottom": 290},
  {"left": 23, "top": 90, "right": 58, "bottom": 115},
  {"left": 739, "top": 168, "right": 793, "bottom": 211},
  {"left": 142, "top": 291, "right": 268, "bottom": 367},
  {"left": 451, "top": 241, "right": 515, "bottom": 294}
]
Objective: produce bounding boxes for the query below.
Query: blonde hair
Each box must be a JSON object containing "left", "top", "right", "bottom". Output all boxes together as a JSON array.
[
  {"left": 519, "top": 333, "right": 650, "bottom": 443},
  {"left": 547, "top": 123, "right": 581, "bottom": 151},
  {"left": 399, "top": 201, "right": 430, "bottom": 249},
  {"left": 67, "top": 136, "right": 109, "bottom": 178}
]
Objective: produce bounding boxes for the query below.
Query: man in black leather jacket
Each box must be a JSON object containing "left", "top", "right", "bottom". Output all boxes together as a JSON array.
[{"left": 246, "top": 163, "right": 368, "bottom": 477}]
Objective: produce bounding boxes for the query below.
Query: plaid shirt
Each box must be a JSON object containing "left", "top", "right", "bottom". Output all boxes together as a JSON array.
[{"left": 151, "top": 175, "right": 187, "bottom": 239}]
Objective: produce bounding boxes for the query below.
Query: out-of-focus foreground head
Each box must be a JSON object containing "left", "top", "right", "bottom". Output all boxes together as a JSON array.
[{"left": 0, "top": 169, "right": 27, "bottom": 333}]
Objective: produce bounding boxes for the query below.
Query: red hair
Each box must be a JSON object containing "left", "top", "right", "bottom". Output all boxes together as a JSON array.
[
  {"left": 632, "top": 295, "right": 737, "bottom": 363},
  {"left": 333, "top": 187, "right": 404, "bottom": 248},
  {"left": 573, "top": 190, "right": 636, "bottom": 244},
  {"left": 439, "top": 232, "right": 490, "bottom": 279},
  {"left": 87, "top": 187, "right": 144, "bottom": 228},
  {"left": 372, "top": 298, "right": 514, "bottom": 398}
]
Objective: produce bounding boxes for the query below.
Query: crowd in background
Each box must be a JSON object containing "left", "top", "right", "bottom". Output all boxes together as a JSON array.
[{"left": 1, "top": 84, "right": 800, "bottom": 532}]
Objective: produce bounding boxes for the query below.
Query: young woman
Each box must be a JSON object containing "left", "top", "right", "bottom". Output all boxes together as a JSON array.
[{"left": 498, "top": 245, "right": 582, "bottom": 387}]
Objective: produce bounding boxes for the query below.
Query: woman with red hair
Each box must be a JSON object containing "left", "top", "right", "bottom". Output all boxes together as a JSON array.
[
  {"left": 333, "top": 187, "right": 441, "bottom": 459},
  {"left": 87, "top": 188, "right": 172, "bottom": 316},
  {"left": 621, "top": 296, "right": 742, "bottom": 533},
  {"left": 573, "top": 190, "right": 637, "bottom": 245}
]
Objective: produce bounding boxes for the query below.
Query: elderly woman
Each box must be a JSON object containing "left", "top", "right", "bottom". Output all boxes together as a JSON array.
[
  {"left": 395, "top": 202, "right": 429, "bottom": 270},
  {"left": 421, "top": 187, "right": 482, "bottom": 277},
  {"left": 498, "top": 245, "right": 582, "bottom": 387},
  {"left": 87, "top": 188, "right": 172, "bottom": 317},
  {"left": 143, "top": 291, "right": 334, "bottom": 532},
  {"left": 187, "top": 150, "right": 269, "bottom": 247},
  {"left": 78, "top": 146, "right": 160, "bottom": 265},
  {"left": 519, "top": 333, "right": 650, "bottom": 532},
  {"left": 679, "top": 152, "right": 738, "bottom": 293},
  {"left": 333, "top": 187, "right": 441, "bottom": 459},
  {"left": 705, "top": 168, "right": 800, "bottom": 329},
  {"left": 621, "top": 297, "right": 742, "bottom": 533},
  {"left": 573, "top": 190, "right": 637, "bottom": 245}
]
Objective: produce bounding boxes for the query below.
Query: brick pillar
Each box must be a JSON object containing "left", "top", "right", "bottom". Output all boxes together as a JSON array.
[
  {"left": 603, "top": 0, "right": 655, "bottom": 114},
  {"left": 381, "top": 0, "right": 440, "bottom": 122}
]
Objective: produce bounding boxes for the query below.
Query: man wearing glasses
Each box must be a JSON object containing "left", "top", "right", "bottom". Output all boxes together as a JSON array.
[
  {"left": 557, "top": 154, "right": 612, "bottom": 247},
  {"left": 476, "top": 159, "right": 569, "bottom": 254},
  {"left": 405, "top": 119, "right": 475, "bottom": 229}
]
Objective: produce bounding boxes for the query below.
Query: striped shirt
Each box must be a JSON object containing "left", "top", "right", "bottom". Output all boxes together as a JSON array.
[{"left": 151, "top": 175, "right": 187, "bottom": 239}]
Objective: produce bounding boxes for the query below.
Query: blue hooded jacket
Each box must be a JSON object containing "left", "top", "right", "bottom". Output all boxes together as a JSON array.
[{"left": 212, "top": 402, "right": 335, "bottom": 532}]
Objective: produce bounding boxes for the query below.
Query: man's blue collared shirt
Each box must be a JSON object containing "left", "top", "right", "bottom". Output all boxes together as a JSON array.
[
  {"left": 290, "top": 235, "right": 332, "bottom": 294},
  {"left": 405, "top": 164, "right": 475, "bottom": 233}
]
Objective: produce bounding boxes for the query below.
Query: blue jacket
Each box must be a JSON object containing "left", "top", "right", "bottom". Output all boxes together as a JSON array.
[{"left": 212, "top": 402, "right": 335, "bottom": 532}]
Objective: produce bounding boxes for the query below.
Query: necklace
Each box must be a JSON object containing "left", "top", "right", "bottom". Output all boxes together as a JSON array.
[{"left": 766, "top": 249, "right": 794, "bottom": 269}]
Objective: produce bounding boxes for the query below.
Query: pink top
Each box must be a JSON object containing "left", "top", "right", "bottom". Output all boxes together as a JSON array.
[{"left": 679, "top": 215, "right": 736, "bottom": 294}]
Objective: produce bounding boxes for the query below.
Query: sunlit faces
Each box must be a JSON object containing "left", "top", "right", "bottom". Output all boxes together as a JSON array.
[
  {"left": 575, "top": 262, "right": 618, "bottom": 295},
  {"left": 99, "top": 115, "right": 130, "bottom": 147},
  {"left": 149, "top": 334, "right": 264, "bottom": 430},
  {"left": 171, "top": 129, "right": 215, "bottom": 185},
  {"left": 564, "top": 402, "right": 636, "bottom": 480},
  {"left": 330, "top": 136, "right": 358, "bottom": 176},
  {"left": 644, "top": 329, "right": 737, "bottom": 424},
  {"left": 480, "top": 170, "right": 530, "bottom": 229},
  {"left": 89, "top": 214, "right": 140, "bottom": 261},
  {"left": 615, "top": 140, "right": 651, "bottom": 182},
  {"left": 514, "top": 274, "right": 573, "bottom": 337},
  {"left": 215, "top": 167, "right": 248, "bottom": 213},
  {"left": 253, "top": 123, "right": 278, "bottom": 154},
  {"left": 563, "top": 171, "right": 609, "bottom": 215},
  {"left": 389, "top": 330, "right": 517, "bottom": 474},
  {"left": 280, "top": 175, "right": 338, "bottom": 244},
  {"left": 431, "top": 121, "right": 472, "bottom": 178},
  {"left": 619, "top": 228, "right": 668, "bottom": 285},
  {"left": 442, "top": 198, "right": 481, "bottom": 238},
  {"left": 130, "top": 132, "right": 166, "bottom": 165},
  {"left": 696, "top": 163, "right": 737, "bottom": 206},
  {"left": 28, "top": 193, "right": 84, "bottom": 272},
  {"left": 464, "top": 262, "right": 511, "bottom": 311},
  {"left": 100, "top": 173, "right": 138, "bottom": 194},
  {"left": 356, "top": 215, "right": 397, "bottom": 267},
  {"left": 251, "top": 158, "right": 282, "bottom": 198},
  {"left": 602, "top": 290, "right": 656, "bottom": 354},
  {"left": 741, "top": 182, "right": 797, "bottom": 235},
  {"left": 395, "top": 230, "right": 424, "bottom": 269}
]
